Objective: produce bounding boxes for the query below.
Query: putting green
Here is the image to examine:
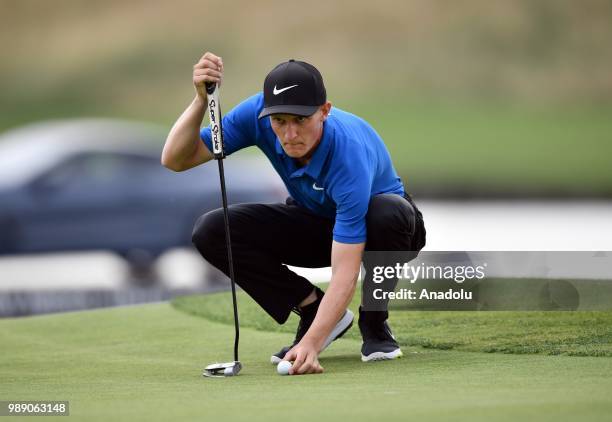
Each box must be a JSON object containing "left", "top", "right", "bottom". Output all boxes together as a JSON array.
[
  {"left": 175, "top": 284, "right": 612, "bottom": 357},
  {"left": 1, "top": 300, "right": 612, "bottom": 421}
]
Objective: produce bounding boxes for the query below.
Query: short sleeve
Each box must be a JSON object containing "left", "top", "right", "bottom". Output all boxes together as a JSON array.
[
  {"left": 200, "top": 94, "right": 260, "bottom": 155},
  {"left": 327, "top": 153, "right": 373, "bottom": 244}
]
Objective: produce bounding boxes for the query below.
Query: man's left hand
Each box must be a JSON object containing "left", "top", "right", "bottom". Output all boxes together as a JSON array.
[{"left": 283, "top": 339, "right": 324, "bottom": 375}]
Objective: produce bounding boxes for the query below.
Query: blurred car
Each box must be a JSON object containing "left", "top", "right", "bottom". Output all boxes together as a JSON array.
[{"left": 0, "top": 118, "right": 287, "bottom": 277}]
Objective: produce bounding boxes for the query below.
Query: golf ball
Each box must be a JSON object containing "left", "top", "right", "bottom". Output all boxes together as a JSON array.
[
  {"left": 224, "top": 367, "right": 235, "bottom": 376},
  {"left": 277, "top": 360, "right": 292, "bottom": 376}
]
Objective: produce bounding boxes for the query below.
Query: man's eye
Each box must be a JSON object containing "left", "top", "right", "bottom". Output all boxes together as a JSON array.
[{"left": 297, "top": 117, "right": 306, "bottom": 123}]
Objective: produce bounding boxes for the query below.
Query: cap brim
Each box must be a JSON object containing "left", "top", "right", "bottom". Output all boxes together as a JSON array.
[{"left": 258, "top": 105, "right": 320, "bottom": 119}]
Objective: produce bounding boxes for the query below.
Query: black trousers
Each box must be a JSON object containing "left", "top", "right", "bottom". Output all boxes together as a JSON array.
[{"left": 192, "top": 193, "right": 426, "bottom": 324}]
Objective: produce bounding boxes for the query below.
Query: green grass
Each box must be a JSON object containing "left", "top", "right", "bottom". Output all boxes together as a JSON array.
[
  {"left": 2, "top": 301, "right": 612, "bottom": 421},
  {"left": 351, "top": 101, "right": 612, "bottom": 196},
  {"left": 173, "top": 282, "right": 612, "bottom": 358}
]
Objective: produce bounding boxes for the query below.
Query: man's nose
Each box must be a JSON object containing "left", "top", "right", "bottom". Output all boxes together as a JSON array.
[{"left": 285, "top": 122, "right": 298, "bottom": 140}]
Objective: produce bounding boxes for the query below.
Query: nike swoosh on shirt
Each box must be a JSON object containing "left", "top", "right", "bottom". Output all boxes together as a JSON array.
[
  {"left": 312, "top": 183, "right": 324, "bottom": 191},
  {"left": 273, "top": 84, "right": 299, "bottom": 95}
]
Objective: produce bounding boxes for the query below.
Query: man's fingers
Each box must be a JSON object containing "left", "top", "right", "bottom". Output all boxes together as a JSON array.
[
  {"left": 193, "top": 75, "right": 221, "bottom": 86},
  {"left": 194, "top": 58, "right": 223, "bottom": 71},
  {"left": 297, "top": 361, "right": 323, "bottom": 375},
  {"left": 283, "top": 349, "right": 297, "bottom": 362},
  {"left": 283, "top": 344, "right": 323, "bottom": 375},
  {"left": 292, "top": 353, "right": 319, "bottom": 375},
  {"left": 193, "top": 53, "right": 224, "bottom": 93},
  {"left": 204, "top": 52, "right": 222, "bottom": 66},
  {"left": 296, "top": 363, "right": 311, "bottom": 375},
  {"left": 289, "top": 352, "right": 305, "bottom": 375},
  {"left": 290, "top": 358, "right": 305, "bottom": 375},
  {"left": 200, "top": 51, "right": 221, "bottom": 63},
  {"left": 196, "top": 54, "right": 223, "bottom": 70},
  {"left": 306, "top": 358, "right": 323, "bottom": 374},
  {"left": 194, "top": 68, "right": 222, "bottom": 78}
]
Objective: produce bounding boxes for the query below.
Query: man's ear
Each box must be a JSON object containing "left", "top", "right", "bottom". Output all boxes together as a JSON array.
[{"left": 321, "top": 101, "right": 332, "bottom": 121}]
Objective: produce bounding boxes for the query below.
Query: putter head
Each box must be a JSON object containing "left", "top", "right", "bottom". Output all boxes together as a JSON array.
[{"left": 203, "top": 361, "right": 242, "bottom": 378}]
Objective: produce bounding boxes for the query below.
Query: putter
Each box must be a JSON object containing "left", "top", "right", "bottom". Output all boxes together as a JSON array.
[{"left": 202, "top": 81, "right": 242, "bottom": 378}]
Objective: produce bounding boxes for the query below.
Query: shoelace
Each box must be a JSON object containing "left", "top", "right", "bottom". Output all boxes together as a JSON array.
[{"left": 362, "top": 321, "right": 394, "bottom": 341}]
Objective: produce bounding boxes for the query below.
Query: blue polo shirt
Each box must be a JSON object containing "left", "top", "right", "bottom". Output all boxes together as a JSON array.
[{"left": 200, "top": 92, "right": 404, "bottom": 244}]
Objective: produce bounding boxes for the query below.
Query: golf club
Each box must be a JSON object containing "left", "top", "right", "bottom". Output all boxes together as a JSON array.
[{"left": 202, "top": 81, "right": 242, "bottom": 378}]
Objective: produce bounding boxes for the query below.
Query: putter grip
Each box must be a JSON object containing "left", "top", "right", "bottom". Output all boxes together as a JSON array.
[
  {"left": 205, "top": 82, "right": 216, "bottom": 95},
  {"left": 205, "top": 82, "right": 224, "bottom": 158}
]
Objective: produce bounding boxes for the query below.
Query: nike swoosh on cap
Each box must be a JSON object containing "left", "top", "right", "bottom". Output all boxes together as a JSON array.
[
  {"left": 312, "top": 183, "right": 324, "bottom": 191},
  {"left": 273, "top": 84, "right": 299, "bottom": 95}
]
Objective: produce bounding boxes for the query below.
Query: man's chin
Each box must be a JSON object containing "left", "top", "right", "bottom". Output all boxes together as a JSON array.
[{"left": 283, "top": 149, "right": 305, "bottom": 159}]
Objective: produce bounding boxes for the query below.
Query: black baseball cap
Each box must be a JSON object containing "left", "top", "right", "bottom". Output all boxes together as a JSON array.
[{"left": 258, "top": 59, "right": 327, "bottom": 119}]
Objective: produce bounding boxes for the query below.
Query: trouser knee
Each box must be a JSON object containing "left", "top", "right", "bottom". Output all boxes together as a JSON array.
[
  {"left": 191, "top": 208, "right": 226, "bottom": 262},
  {"left": 366, "top": 193, "right": 422, "bottom": 251}
]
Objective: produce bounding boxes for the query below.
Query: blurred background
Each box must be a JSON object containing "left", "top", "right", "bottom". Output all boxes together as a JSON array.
[{"left": 1, "top": 0, "right": 611, "bottom": 316}]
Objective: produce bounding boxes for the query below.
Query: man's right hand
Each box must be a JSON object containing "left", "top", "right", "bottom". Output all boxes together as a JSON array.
[
  {"left": 193, "top": 52, "right": 224, "bottom": 101},
  {"left": 162, "top": 52, "right": 220, "bottom": 171}
]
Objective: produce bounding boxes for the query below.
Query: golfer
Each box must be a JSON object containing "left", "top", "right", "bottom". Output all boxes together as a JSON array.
[{"left": 162, "top": 52, "right": 426, "bottom": 375}]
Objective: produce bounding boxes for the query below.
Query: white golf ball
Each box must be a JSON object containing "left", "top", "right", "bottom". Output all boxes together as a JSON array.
[
  {"left": 224, "top": 367, "right": 235, "bottom": 376},
  {"left": 277, "top": 360, "right": 292, "bottom": 376}
]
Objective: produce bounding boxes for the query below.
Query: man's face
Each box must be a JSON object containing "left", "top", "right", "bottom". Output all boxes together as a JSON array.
[{"left": 269, "top": 102, "right": 331, "bottom": 163}]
